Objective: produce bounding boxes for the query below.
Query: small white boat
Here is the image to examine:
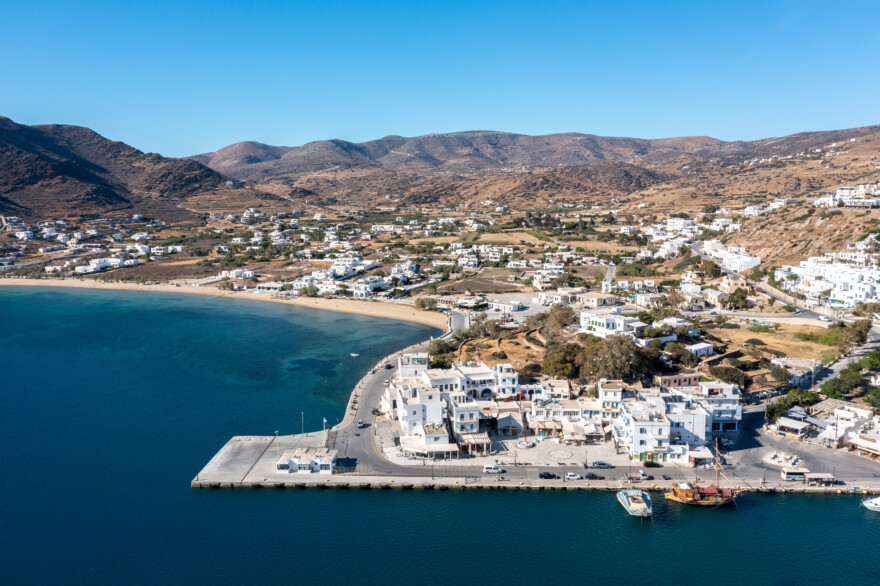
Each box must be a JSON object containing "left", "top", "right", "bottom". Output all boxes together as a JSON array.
[
  {"left": 617, "top": 489, "right": 652, "bottom": 517},
  {"left": 863, "top": 496, "right": 880, "bottom": 512},
  {"left": 350, "top": 353, "right": 360, "bottom": 357}
]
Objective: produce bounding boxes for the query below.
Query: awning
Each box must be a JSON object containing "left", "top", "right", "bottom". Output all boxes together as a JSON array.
[
  {"left": 529, "top": 420, "right": 562, "bottom": 430},
  {"left": 459, "top": 432, "right": 491, "bottom": 446},
  {"left": 777, "top": 417, "right": 810, "bottom": 432}
]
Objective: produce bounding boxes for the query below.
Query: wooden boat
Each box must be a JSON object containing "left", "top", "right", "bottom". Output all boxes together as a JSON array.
[
  {"left": 665, "top": 482, "right": 737, "bottom": 506},
  {"left": 665, "top": 440, "right": 740, "bottom": 507},
  {"left": 617, "top": 489, "right": 652, "bottom": 517}
]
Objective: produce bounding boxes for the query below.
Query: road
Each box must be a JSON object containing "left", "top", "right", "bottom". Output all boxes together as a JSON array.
[{"left": 603, "top": 262, "right": 616, "bottom": 284}]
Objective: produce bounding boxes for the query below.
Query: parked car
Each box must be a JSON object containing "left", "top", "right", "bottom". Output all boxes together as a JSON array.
[
  {"left": 636, "top": 470, "right": 653, "bottom": 481},
  {"left": 643, "top": 461, "right": 661, "bottom": 468},
  {"left": 539, "top": 472, "right": 559, "bottom": 480},
  {"left": 370, "top": 408, "right": 379, "bottom": 415},
  {"left": 357, "top": 419, "right": 365, "bottom": 428},
  {"left": 662, "top": 474, "right": 671, "bottom": 481},
  {"left": 584, "top": 473, "right": 605, "bottom": 480},
  {"left": 590, "top": 461, "right": 614, "bottom": 469},
  {"left": 720, "top": 438, "right": 735, "bottom": 450},
  {"left": 483, "top": 465, "right": 503, "bottom": 474},
  {"left": 565, "top": 472, "right": 583, "bottom": 481},
  {"left": 819, "top": 315, "right": 832, "bottom": 322}
]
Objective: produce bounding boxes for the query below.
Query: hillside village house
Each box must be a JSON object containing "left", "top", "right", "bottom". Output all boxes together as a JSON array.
[{"left": 775, "top": 247, "right": 880, "bottom": 308}]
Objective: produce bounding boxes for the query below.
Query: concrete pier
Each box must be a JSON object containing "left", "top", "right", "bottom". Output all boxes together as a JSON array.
[{"left": 193, "top": 436, "right": 880, "bottom": 495}]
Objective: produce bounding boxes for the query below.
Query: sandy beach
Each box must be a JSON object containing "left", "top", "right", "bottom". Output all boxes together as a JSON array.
[{"left": 0, "top": 278, "right": 449, "bottom": 331}]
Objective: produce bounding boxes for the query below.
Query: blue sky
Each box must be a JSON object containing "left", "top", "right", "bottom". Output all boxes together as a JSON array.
[{"left": 2, "top": 0, "right": 878, "bottom": 156}]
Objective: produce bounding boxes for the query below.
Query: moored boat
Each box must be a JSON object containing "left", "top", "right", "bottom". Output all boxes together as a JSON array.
[
  {"left": 617, "top": 489, "right": 652, "bottom": 517},
  {"left": 350, "top": 353, "right": 360, "bottom": 357},
  {"left": 665, "top": 440, "right": 741, "bottom": 507},
  {"left": 665, "top": 482, "right": 738, "bottom": 506},
  {"left": 863, "top": 496, "right": 880, "bottom": 512}
]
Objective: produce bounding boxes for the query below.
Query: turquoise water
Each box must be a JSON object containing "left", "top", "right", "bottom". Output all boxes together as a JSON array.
[{"left": 2, "top": 287, "right": 880, "bottom": 585}]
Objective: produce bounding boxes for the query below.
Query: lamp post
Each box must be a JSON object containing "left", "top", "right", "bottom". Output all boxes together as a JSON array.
[{"left": 301, "top": 412, "right": 304, "bottom": 436}]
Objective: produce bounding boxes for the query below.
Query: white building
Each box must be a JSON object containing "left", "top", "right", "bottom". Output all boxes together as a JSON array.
[{"left": 275, "top": 448, "right": 337, "bottom": 474}]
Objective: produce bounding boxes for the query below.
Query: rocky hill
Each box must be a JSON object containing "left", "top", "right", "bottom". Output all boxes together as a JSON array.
[
  {"left": 0, "top": 116, "right": 228, "bottom": 219},
  {"left": 191, "top": 126, "right": 880, "bottom": 180},
  {"left": 4, "top": 115, "right": 880, "bottom": 220}
]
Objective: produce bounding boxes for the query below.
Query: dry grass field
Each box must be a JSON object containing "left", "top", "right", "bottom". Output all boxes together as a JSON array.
[{"left": 713, "top": 323, "right": 836, "bottom": 361}]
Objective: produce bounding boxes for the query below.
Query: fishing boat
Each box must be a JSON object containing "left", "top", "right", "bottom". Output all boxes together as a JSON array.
[
  {"left": 350, "top": 353, "right": 360, "bottom": 357},
  {"left": 617, "top": 489, "right": 652, "bottom": 517},
  {"left": 863, "top": 496, "right": 880, "bottom": 512},
  {"left": 665, "top": 440, "right": 741, "bottom": 507}
]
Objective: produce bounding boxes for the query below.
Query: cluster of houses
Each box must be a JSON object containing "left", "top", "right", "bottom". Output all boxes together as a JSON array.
[
  {"left": 378, "top": 353, "right": 744, "bottom": 465},
  {"left": 701, "top": 239, "right": 762, "bottom": 273},
  {"left": 813, "top": 185, "right": 880, "bottom": 209},
  {"left": 774, "top": 235, "right": 880, "bottom": 309}
]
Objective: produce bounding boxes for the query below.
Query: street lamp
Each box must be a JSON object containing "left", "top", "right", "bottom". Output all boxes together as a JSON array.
[{"left": 301, "top": 411, "right": 304, "bottom": 436}]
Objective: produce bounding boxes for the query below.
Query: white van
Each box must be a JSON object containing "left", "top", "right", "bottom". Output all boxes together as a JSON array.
[{"left": 483, "top": 465, "right": 503, "bottom": 474}]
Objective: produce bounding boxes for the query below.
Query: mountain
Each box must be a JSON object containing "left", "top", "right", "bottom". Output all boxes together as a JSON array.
[
  {"left": 190, "top": 126, "right": 880, "bottom": 180},
  {"left": 0, "top": 116, "right": 228, "bottom": 219},
  {"left": 4, "top": 116, "right": 880, "bottom": 220}
]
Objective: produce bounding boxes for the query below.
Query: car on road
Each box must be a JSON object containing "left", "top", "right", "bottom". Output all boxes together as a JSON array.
[
  {"left": 635, "top": 470, "right": 653, "bottom": 481},
  {"left": 819, "top": 315, "right": 832, "bottom": 322},
  {"left": 642, "top": 460, "right": 661, "bottom": 468},
  {"left": 565, "top": 472, "right": 583, "bottom": 481},
  {"left": 483, "top": 465, "right": 504, "bottom": 474},
  {"left": 590, "top": 461, "right": 614, "bottom": 469},
  {"left": 371, "top": 408, "right": 379, "bottom": 415},
  {"left": 539, "top": 472, "right": 559, "bottom": 480},
  {"left": 720, "top": 438, "right": 735, "bottom": 450},
  {"left": 662, "top": 474, "right": 671, "bottom": 481},
  {"left": 709, "top": 311, "right": 717, "bottom": 315},
  {"left": 357, "top": 419, "right": 366, "bottom": 428},
  {"left": 584, "top": 472, "right": 604, "bottom": 480}
]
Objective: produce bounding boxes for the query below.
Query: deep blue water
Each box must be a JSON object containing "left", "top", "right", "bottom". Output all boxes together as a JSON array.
[{"left": 2, "top": 287, "right": 880, "bottom": 585}]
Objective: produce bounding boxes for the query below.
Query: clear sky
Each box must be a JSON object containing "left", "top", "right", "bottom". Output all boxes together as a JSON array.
[{"left": 2, "top": 0, "right": 878, "bottom": 157}]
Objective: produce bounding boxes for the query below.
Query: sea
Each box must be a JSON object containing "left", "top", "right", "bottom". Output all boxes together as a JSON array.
[{"left": 2, "top": 286, "right": 880, "bottom": 585}]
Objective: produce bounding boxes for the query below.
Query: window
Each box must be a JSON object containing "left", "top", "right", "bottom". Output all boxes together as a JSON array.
[
  {"left": 640, "top": 428, "right": 647, "bottom": 434},
  {"left": 639, "top": 440, "right": 646, "bottom": 446}
]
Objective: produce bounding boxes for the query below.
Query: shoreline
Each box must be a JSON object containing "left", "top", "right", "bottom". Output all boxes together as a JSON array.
[{"left": 0, "top": 277, "right": 449, "bottom": 331}]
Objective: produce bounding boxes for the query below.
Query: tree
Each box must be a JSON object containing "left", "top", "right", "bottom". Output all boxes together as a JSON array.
[
  {"left": 866, "top": 387, "right": 880, "bottom": 411},
  {"left": 709, "top": 366, "right": 750, "bottom": 387},
  {"left": 699, "top": 260, "right": 722, "bottom": 279},
  {"left": 770, "top": 365, "right": 791, "bottom": 382},
  {"left": 727, "top": 287, "right": 750, "bottom": 310},
  {"left": 580, "top": 335, "right": 653, "bottom": 380},
  {"left": 839, "top": 319, "right": 871, "bottom": 355},
  {"left": 666, "top": 292, "right": 685, "bottom": 307},
  {"left": 542, "top": 344, "right": 580, "bottom": 379},
  {"left": 302, "top": 284, "right": 319, "bottom": 297},
  {"left": 428, "top": 339, "right": 454, "bottom": 355},
  {"left": 415, "top": 297, "right": 438, "bottom": 310}
]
